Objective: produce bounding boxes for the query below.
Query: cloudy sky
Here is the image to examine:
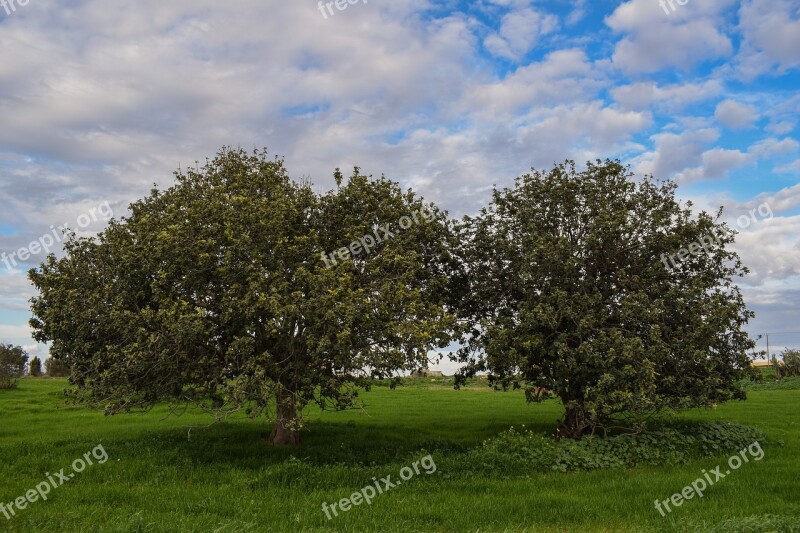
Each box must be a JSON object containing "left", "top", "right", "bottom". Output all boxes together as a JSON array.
[{"left": 1, "top": 0, "right": 799, "bottom": 369}]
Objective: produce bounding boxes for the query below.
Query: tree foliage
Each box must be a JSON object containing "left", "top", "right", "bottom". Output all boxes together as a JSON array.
[
  {"left": 29, "top": 356, "right": 42, "bottom": 377},
  {"left": 453, "top": 160, "right": 755, "bottom": 438},
  {"left": 29, "top": 147, "right": 456, "bottom": 445},
  {"left": 44, "top": 357, "right": 70, "bottom": 377},
  {"left": 781, "top": 349, "right": 800, "bottom": 377},
  {"left": 0, "top": 344, "right": 29, "bottom": 389}
]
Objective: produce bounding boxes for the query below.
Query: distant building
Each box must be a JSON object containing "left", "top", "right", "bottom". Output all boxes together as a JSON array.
[{"left": 412, "top": 369, "right": 444, "bottom": 378}]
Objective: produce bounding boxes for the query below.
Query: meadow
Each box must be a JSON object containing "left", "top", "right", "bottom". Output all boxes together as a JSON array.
[{"left": 0, "top": 378, "right": 798, "bottom": 532}]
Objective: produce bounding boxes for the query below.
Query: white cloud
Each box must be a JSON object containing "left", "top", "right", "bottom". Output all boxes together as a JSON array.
[
  {"left": 715, "top": 99, "right": 760, "bottom": 129},
  {"left": 612, "top": 80, "right": 723, "bottom": 111},
  {"left": 566, "top": 0, "right": 589, "bottom": 26},
  {"left": 0, "top": 324, "right": 34, "bottom": 340},
  {"left": 462, "top": 49, "right": 601, "bottom": 120},
  {"left": 731, "top": 216, "right": 800, "bottom": 284},
  {"left": 767, "top": 121, "right": 797, "bottom": 136},
  {"left": 606, "top": 0, "right": 736, "bottom": 73},
  {"left": 749, "top": 137, "right": 800, "bottom": 158},
  {"left": 0, "top": 270, "right": 34, "bottom": 313},
  {"left": 483, "top": 7, "right": 559, "bottom": 60},
  {"left": 680, "top": 184, "right": 800, "bottom": 295},
  {"left": 745, "top": 182, "right": 800, "bottom": 214},
  {"left": 634, "top": 128, "right": 719, "bottom": 179},
  {"left": 676, "top": 148, "right": 754, "bottom": 183},
  {"left": 739, "top": 0, "right": 800, "bottom": 70},
  {"left": 776, "top": 159, "right": 800, "bottom": 174}
]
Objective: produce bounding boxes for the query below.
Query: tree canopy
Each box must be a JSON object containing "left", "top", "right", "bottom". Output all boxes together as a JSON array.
[
  {"left": 29, "top": 356, "right": 42, "bottom": 377},
  {"left": 29, "top": 147, "right": 456, "bottom": 444},
  {"left": 29, "top": 153, "right": 759, "bottom": 443},
  {"left": 453, "top": 160, "right": 755, "bottom": 438}
]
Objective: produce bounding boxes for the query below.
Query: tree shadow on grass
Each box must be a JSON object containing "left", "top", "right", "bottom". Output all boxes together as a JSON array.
[{"left": 107, "top": 414, "right": 556, "bottom": 472}]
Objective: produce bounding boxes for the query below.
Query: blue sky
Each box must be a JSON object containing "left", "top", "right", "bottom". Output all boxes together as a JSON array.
[{"left": 1, "top": 0, "right": 799, "bottom": 369}]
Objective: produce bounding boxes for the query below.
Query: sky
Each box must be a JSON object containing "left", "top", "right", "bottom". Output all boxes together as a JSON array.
[{"left": 0, "top": 0, "right": 799, "bottom": 372}]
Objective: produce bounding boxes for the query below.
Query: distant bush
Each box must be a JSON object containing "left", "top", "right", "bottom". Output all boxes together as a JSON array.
[
  {"left": 782, "top": 350, "right": 800, "bottom": 378},
  {"left": 45, "top": 358, "right": 71, "bottom": 378},
  {"left": 459, "top": 422, "right": 766, "bottom": 475},
  {"left": 757, "top": 366, "right": 777, "bottom": 380},
  {"left": 0, "top": 343, "right": 29, "bottom": 389},
  {"left": 739, "top": 377, "right": 800, "bottom": 391},
  {"left": 29, "top": 356, "right": 43, "bottom": 377}
]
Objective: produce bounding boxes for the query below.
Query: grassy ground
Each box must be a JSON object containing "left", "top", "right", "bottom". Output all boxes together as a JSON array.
[{"left": 0, "top": 378, "right": 798, "bottom": 532}]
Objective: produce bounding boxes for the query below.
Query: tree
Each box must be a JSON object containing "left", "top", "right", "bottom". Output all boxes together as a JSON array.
[
  {"left": 29, "top": 147, "right": 456, "bottom": 445},
  {"left": 454, "top": 160, "right": 755, "bottom": 438},
  {"left": 781, "top": 349, "right": 800, "bottom": 377},
  {"left": 45, "top": 358, "right": 70, "bottom": 378},
  {"left": 29, "top": 356, "right": 42, "bottom": 377},
  {"left": 0, "top": 344, "right": 29, "bottom": 389}
]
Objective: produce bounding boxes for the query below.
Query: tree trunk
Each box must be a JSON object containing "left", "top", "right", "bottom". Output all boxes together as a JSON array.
[
  {"left": 557, "top": 402, "right": 590, "bottom": 440},
  {"left": 267, "top": 389, "right": 301, "bottom": 446}
]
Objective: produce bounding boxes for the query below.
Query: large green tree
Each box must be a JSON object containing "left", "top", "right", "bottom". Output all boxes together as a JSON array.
[
  {"left": 29, "top": 147, "right": 455, "bottom": 445},
  {"left": 454, "top": 160, "right": 756, "bottom": 438}
]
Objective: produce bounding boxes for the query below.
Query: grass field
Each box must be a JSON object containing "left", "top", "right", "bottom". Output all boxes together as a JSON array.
[{"left": 1, "top": 378, "right": 798, "bottom": 532}]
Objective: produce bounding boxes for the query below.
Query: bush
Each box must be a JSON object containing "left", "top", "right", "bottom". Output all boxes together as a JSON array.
[
  {"left": 0, "top": 343, "right": 29, "bottom": 389},
  {"left": 757, "top": 366, "right": 775, "bottom": 380},
  {"left": 29, "top": 356, "right": 43, "bottom": 377},
  {"left": 739, "top": 376, "right": 800, "bottom": 391},
  {"left": 45, "top": 358, "right": 71, "bottom": 378},
  {"left": 459, "top": 422, "right": 766, "bottom": 475},
  {"left": 782, "top": 349, "right": 800, "bottom": 377}
]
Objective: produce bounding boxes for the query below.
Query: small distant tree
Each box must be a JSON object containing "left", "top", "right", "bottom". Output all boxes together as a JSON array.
[
  {"left": 45, "top": 358, "right": 71, "bottom": 378},
  {"left": 0, "top": 344, "right": 29, "bottom": 389},
  {"left": 29, "top": 356, "right": 43, "bottom": 377},
  {"left": 772, "top": 354, "right": 783, "bottom": 380},
  {"left": 782, "top": 349, "right": 800, "bottom": 377}
]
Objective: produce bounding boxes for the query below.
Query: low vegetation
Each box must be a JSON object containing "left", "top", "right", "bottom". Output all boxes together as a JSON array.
[
  {"left": 1, "top": 378, "right": 797, "bottom": 532},
  {"left": 460, "top": 422, "right": 767, "bottom": 475}
]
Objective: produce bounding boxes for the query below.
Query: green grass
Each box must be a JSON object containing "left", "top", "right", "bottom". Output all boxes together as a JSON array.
[{"left": 1, "top": 379, "right": 798, "bottom": 532}]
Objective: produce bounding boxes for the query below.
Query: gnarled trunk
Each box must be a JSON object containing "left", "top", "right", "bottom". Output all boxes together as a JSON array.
[
  {"left": 267, "top": 389, "right": 301, "bottom": 446},
  {"left": 557, "top": 402, "right": 590, "bottom": 440}
]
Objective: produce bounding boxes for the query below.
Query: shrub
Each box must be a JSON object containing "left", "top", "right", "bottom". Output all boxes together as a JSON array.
[
  {"left": 757, "top": 366, "right": 777, "bottom": 380},
  {"left": 739, "top": 377, "right": 800, "bottom": 391},
  {"left": 460, "top": 422, "right": 766, "bottom": 475},
  {"left": 45, "top": 358, "right": 71, "bottom": 378},
  {"left": 29, "top": 356, "right": 43, "bottom": 377},
  {"left": 0, "top": 343, "right": 29, "bottom": 389},
  {"left": 782, "top": 349, "right": 800, "bottom": 377}
]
